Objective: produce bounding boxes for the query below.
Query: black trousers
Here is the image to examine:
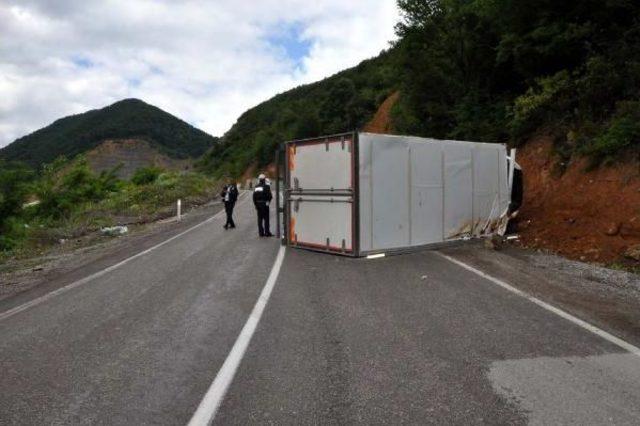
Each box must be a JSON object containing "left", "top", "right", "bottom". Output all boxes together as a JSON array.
[
  {"left": 256, "top": 203, "right": 270, "bottom": 236},
  {"left": 224, "top": 202, "right": 236, "bottom": 227}
]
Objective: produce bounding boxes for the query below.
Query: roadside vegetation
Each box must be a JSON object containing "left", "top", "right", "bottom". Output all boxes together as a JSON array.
[
  {"left": 393, "top": 0, "right": 640, "bottom": 166},
  {"left": 0, "top": 157, "right": 218, "bottom": 261}
]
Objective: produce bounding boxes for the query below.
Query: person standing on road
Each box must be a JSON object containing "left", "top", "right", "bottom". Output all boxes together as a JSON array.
[
  {"left": 253, "top": 173, "right": 273, "bottom": 237},
  {"left": 220, "top": 181, "right": 239, "bottom": 229}
]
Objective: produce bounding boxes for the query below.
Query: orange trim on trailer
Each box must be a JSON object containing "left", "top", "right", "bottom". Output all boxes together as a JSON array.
[
  {"left": 289, "top": 217, "right": 296, "bottom": 243},
  {"left": 287, "top": 145, "right": 296, "bottom": 171}
]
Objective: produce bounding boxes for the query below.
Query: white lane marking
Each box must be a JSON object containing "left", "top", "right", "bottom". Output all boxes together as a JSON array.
[
  {"left": 0, "top": 193, "right": 249, "bottom": 322},
  {"left": 188, "top": 245, "right": 286, "bottom": 426},
  {"left": 436, "top": 252, "right": 640, "bottom": 358},
  {"left": 366, "top": 253, "right": 386, "bottom": 259}
]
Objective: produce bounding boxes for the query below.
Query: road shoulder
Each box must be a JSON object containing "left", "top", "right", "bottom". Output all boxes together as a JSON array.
[
  {"left": 0, "top": 201, "right": 225, "bottom": 314},
  {"left": 439, "top": 241, "right": 640, "bottom": 347}
]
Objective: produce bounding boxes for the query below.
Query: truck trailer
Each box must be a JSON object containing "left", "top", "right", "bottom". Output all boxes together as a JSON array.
[{"left": 279, "top": 132, "right": 515, "bottom": 257}]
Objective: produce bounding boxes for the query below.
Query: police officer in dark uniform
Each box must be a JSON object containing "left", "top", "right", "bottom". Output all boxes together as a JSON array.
[
  {"left": 253, "top": 173, "right": 273, "bottom": 237},
  {"left": 220, "top": 181, "right": 239, "bottom": 229}
]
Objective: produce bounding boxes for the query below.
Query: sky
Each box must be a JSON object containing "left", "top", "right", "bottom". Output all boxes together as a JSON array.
[{"left": 0, "top": 1, "right": 400, "bottom": 148}]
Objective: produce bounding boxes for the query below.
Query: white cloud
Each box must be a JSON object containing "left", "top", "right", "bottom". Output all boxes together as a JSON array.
[{"left": 0, "top": 0, "right": 399, "bottom": 148}]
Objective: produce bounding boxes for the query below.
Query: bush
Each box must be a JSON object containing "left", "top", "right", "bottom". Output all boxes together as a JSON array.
[
  {"left": 584, "top": 101, "right": 640, "bottom": 162},
  {"left": 35, "top": 157, "right": 121, "bottom": 219},
  {"left": 509, "top": 70, "right": 574, "bottom": 137},
  {"left": 131, "top": 166, "right": 163, "bottom": 185},
  {"left": 0, "top": 161, "right": 35, "bottom": 251},
  {"left": 0, "top": 217, "right": 30, "bottom": 251},
  {"left": 100, "top": 171, "right": 216, "bottom": 217},
  {"left": 0, "top": 160, "right": 34, "bottom": 225},
  {"left": 0, "top": 153, "right": 219, "bottom": 257}
]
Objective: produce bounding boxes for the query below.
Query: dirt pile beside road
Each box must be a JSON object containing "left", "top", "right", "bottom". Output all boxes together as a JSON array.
[{"left": 516, "top": 137, "right": 640, "bottom": 265}]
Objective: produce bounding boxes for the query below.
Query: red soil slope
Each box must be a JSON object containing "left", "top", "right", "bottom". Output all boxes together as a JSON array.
[
  {"left": 516, "top": 137, "right": 640, "bottom": 264},
  {"left": 362, "top": 92, "right": 399, "bottom": 134},
  {"left": 239, "top": 163, "right": 276, "bottom": 186}
]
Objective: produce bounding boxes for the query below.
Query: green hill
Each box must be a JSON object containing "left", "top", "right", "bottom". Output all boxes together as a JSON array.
[
  {"left": 391, "top": 0, "right": 640, "bottom": 162},
  {"left": 0, "top": 98, "right": 218, "bottom": 169},
  {"left": 198, "top": 49, "right": 401, "bottom": 177},
  {"left": 201, "top": 0, "right": 640, "bottom": 177}
]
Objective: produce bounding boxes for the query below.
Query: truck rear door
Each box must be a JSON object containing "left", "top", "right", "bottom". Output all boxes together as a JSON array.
[{"left": 286, "top": 134, "right": 356, "bottom": 255}]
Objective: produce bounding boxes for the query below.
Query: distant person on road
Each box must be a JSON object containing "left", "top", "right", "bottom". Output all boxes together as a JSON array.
[
  {"left": 253, "top": 173, "right": 273, "bottom": 237},
  {"left": 220, "top": 181, "right": 239, "bottom": 229}
]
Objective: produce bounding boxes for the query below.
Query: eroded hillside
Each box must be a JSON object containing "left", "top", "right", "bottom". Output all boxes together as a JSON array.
[
  {"left": 516, "top": 138, "right": 640, "bottom": 264},
  {"left": 85, "top": 139, "right": 192, "bottom": 179}
]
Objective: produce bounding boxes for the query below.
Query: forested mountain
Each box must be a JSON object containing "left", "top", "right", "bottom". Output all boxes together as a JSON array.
[
  {"left": 392, "top": 0, "right": 640, "bottom": 165},
  {"left": 201, "top": 0, "right": 640, "bottom": 177},
  {"left": 0, "top": 98, "right": 218, "bottom": 169}
]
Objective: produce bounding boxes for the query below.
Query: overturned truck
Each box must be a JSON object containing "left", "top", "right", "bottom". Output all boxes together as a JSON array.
[{"left": 279, "top": 132, "right": 517, "bottom": 257}]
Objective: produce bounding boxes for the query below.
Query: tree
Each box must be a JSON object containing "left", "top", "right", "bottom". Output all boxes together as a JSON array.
[
  {"left": 293, "top": 108, "right": 321, "bottom": 139},
  {"left": 0, "top": 161, "right": 34, "bottom": 225},
  {"left": 320, "top": 78, "right": 357, "bottom": 133},
  {"left": 393, "top": 0, "right": 640, "bottom": 155}
]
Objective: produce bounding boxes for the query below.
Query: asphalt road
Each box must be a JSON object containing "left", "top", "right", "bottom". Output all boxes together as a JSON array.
[
  {"left": 0, "top": 194, "right": 279, "bottom": 425},
  {"left": 2, "top": 197, "right": 640, "bottom": 425}
]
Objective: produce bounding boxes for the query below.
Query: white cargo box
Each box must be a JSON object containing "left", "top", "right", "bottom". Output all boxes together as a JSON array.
[{"left": 283, "top": 132, "right": 512, "bottom": 256}]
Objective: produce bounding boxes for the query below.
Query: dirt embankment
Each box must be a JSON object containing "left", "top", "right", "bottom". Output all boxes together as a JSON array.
[
  {"left": 85, "top": 139, "right": 192, "bottom": 179},
  {"left": 239, "top": 163, "right": 276, "bottom": 187},
  {"left": 516, "top": 137, "right": 640, "bottom": 264},
  {"left": 362, "top": 91, "right": 399, "bottom": 134}
]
